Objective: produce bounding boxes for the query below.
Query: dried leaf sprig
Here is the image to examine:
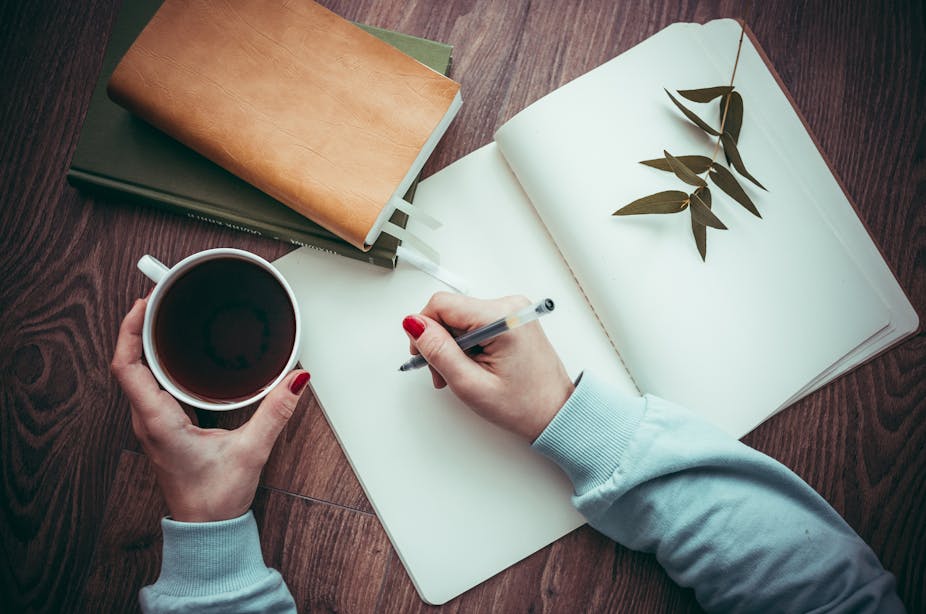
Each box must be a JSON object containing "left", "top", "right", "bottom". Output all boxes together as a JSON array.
[{"left": 613, "top": 22, "right": 767, "bottom": 260}]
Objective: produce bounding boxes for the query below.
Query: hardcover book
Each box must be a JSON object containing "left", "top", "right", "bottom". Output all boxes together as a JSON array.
[
  {"left": 273, "top": 20, "right": 919, "bottom": 604},
  {"left": 107, "top": 0, "right": 462, "bottom": 252},
  {"left": 69, "top": 0, "right": 456, "bottom": 268}
]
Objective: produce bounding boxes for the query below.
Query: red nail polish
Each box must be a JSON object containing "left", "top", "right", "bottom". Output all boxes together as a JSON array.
[
  {"left": 290, "top": 372, "right": 311, "bottom": 395},
  {"left": 403, "top": 316, "right": 426, "bottom": 339}
]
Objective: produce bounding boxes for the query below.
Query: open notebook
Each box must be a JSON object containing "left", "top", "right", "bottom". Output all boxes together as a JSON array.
[{"left": 274, "top": 19, "right": 917, "bottom": 604}]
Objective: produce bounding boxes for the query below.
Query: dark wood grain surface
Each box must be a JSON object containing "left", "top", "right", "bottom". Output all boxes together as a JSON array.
[{"left": 1, "top": 1, "right": 923, "bottom": 612}]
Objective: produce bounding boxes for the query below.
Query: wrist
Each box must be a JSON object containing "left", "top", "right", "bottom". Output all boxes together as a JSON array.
[
  {"left": 526, "top": 378, "right": 576, "bottom": 442},
  {"left": 162, "top": 483, "right": 255, "bottom": 523}
]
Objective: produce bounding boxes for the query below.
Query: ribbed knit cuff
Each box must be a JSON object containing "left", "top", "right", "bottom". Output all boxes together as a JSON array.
[
  {"left": 532, "top": 371, "right": 645, "bottom": 496},
  {"left": 152, "top": 511, "right": 272, "bottom": 597}
]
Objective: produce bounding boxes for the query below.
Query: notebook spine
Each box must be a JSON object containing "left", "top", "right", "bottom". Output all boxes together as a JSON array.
[{"left": 66, "top": 169, "right": 397, "bottom": 269}]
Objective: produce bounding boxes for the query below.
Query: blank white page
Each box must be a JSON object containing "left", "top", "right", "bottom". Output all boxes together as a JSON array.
[
  {"left": 275, "top": 143, "right": 632, "bottom": 605},
  {"left": 495, "top": 20, "right": 901, "bottom": 436}
]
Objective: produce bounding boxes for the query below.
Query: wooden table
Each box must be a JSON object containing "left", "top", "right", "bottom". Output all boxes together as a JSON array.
[{"left": 1, "top": 1, "right": 923, "bottom": 611}]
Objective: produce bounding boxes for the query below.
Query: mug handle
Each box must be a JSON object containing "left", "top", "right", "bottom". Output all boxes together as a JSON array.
[{"left": 137, "top": 255, "right": 169, "bottom": 283}]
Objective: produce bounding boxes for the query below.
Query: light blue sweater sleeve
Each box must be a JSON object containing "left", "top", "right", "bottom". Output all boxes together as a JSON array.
[
  {"left": 532, "top": 372, "right": 906, "bottom": 613},
  {"left": 139, "top": 511, "right": 296, "bottom": 613}
]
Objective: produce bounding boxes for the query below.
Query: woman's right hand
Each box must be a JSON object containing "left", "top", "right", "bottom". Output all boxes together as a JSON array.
[{"left": 401, "top": 292, "right": 574, "bottom": 441}]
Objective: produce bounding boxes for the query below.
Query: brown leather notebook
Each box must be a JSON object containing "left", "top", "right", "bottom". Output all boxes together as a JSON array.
[{"left": 107, "top": 0, "right": 462, "bottom": 251}]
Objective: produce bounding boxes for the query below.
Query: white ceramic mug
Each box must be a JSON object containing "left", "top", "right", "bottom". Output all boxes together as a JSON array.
[{"left": 137, "top": 248, "right": 301, "bottom": 411}]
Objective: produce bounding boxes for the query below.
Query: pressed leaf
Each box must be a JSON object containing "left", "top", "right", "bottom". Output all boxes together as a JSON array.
[
  {"left": 664, "top": 150, "right": 707, "bottom": 187},
  {"left": 720, "top": 91, "right": 743, "bottom": 165},
  {"left": 690, "top": 187, "right": 711, "bottom": 260},
  {"left": 691, "top": 218, "right": 707, "bottom": 260},
  {"left": 709, "top": 164, "right": 761, "bottom": 217},
  {"left": 613, "top": 190, "right": 689, "bottom": 216},
  {"left": 721, "top": 132, "right": 766, "bottom": 190},
  {"left": 678, "top": 85, "right": 734, "bottom": 103},
  {"left": 665, "top": 89, "right": 720, "bottom": 136},
  {"left": 640, "top": 154, "right": 713, "bottom": 174},
  {"left": 720, "top": 91, "right": 743, "bottom": 143},
  {"left": 690, "top": 190, "right": 727, "bottom": 229},
  {"left": 694, "top": 186, "right": 712, "bottom": 206}
]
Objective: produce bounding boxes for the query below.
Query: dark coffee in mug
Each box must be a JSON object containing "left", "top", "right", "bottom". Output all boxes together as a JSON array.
[{"left": 153, "top": 257, "right": 297, "bottom": 402}]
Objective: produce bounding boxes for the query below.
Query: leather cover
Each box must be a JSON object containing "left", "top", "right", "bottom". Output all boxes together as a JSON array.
[
  {"left": 107, "top": 0, "right": 461, "bottom": 250},
  {"left": 70, "top": 0, "right": 454, "bottom": 269}
]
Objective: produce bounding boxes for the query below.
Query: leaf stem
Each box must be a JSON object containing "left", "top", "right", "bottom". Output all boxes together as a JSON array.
[{"left": 702, "top": 20, "right": 747, "bottom": 179}]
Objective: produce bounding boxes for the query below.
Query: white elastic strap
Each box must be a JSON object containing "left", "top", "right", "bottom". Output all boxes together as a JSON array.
[
  {"left": 397, "top": 245, "right": 470, "bottom": 295},
  {"left": 389, "top": 196, "right": 442, "bottom": 230},
  {"left": 382, "top": 221, "right": 441, "bottom": 264}
]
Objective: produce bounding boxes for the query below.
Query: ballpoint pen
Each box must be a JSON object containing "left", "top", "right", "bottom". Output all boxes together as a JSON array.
[{"left": 399, "top": 298, "right": 555, "bottom": 371}]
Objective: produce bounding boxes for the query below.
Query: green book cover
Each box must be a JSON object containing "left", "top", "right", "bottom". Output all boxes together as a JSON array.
[{"left": 69, "top": 0, "right": 454, "bottom": 269}]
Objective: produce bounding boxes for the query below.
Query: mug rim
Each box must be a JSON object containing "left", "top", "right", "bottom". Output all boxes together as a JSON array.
[{"left": 142, "top": 248, "right": 302, "bottom": 411}]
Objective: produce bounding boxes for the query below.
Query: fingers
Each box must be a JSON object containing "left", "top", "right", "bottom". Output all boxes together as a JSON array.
[
  {"left": 111, "top": 298, "right": 147, "bottom": 378},
  {"left": 243, "top": 370, "right": 310, "bottom": 457},
  {"left": 420, "top": 292, "right": 529, "bottom": 333},
  {"left": 403, "top": 314, "right": 489, "bottom": 391},
  {"left": 409, "top": 293, "right": 531, "bottom": 390},
  {"left": 112, "top": 299, "right": 192, "bottom": 443},
  {"left": 405, "top": 292, "right": 519, "bottom": 356},
  {"left": 429, "top": 366, "right": 447, "bottom": 389},
  {"left": 404, "top": 293, "right": 531, "bottom": 391},
  {"left": 111, "top": 299, "right": 187, "bottom": 412}
]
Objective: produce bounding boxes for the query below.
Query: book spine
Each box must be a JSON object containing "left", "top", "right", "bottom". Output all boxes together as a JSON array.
[{"left": 66, "top": 169, "right": 397, "bottom": 269}]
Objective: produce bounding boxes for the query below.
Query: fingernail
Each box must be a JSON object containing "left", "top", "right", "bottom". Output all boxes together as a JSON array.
[
  {"left": 403, "top": 316, "right": 426, "bottom": 339},
  {"left": 290, "top": 371, "right": 311, "bottom": 395}
]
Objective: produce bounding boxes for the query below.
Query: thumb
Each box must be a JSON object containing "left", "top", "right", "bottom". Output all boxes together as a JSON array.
[
  {"left": 245, "top": 370, "right": 310, "bottom": 455},
  {"left": 404, "top": 315, "right": 489, "bottom": 389}
]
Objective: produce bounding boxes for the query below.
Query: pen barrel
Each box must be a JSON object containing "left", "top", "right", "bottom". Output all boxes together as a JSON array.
[{"left": 455, "top": 319, "right": 509, "bottom": 351}]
